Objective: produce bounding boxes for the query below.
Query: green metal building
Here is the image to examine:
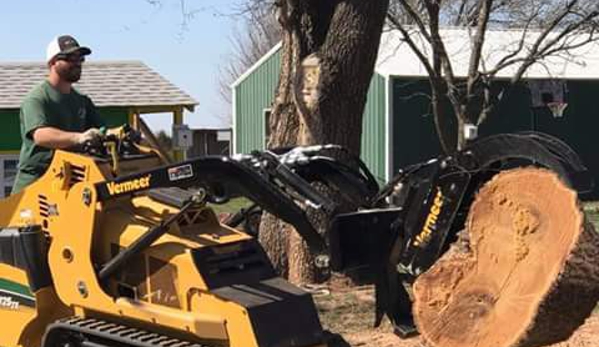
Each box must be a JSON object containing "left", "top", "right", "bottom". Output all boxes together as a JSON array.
[
  {"left": 232, "top": 29, "right": 599, "bottom": 193},
  {"left": 0, "top": 61, "right": 197, "bottom": 197}
]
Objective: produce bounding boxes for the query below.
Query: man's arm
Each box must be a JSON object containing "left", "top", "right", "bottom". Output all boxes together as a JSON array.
[{"left": 33, "top": 127, "right": 101, "bottom": 149}]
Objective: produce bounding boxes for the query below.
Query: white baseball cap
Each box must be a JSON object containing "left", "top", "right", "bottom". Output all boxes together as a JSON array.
[{"left": 46, "top": 35, "right": 91, "bottom": 63}]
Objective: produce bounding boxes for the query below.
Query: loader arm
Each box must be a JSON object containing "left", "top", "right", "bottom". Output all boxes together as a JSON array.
[
  {"left": 94, "top": 156, "right": 328, "bottom": 254},
  {"left": 273, "top": 144, "right": 380, "bottom": 207},
  {"left": 223, "top": 147, "right": 380, "bottom": 233}
]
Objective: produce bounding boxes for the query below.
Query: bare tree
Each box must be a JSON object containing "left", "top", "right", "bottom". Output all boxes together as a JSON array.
[
  {"left": 218, "top": 1, "right": 281, "bottom": 122},
  {"left": 258, "top": 0, "right": 390, "bottom": 284},
  {"left": 387, "top": 0, "right": 599, "bottom": 152}
]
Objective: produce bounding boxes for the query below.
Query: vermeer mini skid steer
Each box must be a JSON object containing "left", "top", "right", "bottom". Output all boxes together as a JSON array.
[
  {"left": 0, "top": 125, "right": 593, "bottom": 347},
  {"left": 0, "top": 127, "right": 334, "bottom": 347}
]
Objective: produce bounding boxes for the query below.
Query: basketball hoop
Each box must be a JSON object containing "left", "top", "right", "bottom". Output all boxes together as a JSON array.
[{"left": 547, "top": 102, "right": 568, "bottom": 118}]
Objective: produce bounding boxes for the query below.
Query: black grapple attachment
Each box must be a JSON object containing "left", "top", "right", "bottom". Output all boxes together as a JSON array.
[{"left": 327, "top": 131, "right": 593, "bottom": 338}]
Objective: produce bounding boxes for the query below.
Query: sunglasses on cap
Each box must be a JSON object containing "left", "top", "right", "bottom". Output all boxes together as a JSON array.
[{"left": 55, "top": 53, "right": 86, "bottom": 63}]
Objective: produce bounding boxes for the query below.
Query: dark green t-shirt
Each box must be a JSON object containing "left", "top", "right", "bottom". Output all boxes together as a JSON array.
[{"left": 12, "top": 81, "right": 105, "bottom": 193}]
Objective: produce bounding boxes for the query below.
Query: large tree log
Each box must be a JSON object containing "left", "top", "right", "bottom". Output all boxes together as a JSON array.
[{"left": 412, "top": 167, "right": 599, "bottom": 347}]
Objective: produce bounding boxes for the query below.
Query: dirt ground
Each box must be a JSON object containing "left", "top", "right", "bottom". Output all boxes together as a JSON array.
[{"left": 314, "top": 285, "right": 599, "bottom": 347}]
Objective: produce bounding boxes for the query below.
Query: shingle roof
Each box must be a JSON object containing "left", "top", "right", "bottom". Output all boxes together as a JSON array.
[{"left": 0, "top": 61, "right": 198, "bottom": 110}]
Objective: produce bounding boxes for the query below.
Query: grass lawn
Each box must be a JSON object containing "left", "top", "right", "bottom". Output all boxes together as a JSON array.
[
  {"left": 208, "top": 197, "right": 253, "bottom": 215},
  {"left": 584, "top": 202, "right": 599, "bottom": 230}
]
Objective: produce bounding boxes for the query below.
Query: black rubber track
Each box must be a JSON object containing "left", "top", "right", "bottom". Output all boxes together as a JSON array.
[{"left": 42, "top": 316, "right": 214, "bottom": 347}]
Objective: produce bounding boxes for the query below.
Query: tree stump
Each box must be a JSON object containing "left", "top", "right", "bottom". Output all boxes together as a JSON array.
[{"left": 412, "top": 168, "right": 599, "bottom": 347}]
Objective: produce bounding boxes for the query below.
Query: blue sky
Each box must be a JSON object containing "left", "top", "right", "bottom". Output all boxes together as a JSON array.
[{"left": 1, "top": 0, "right": 244, "bottom": 133}]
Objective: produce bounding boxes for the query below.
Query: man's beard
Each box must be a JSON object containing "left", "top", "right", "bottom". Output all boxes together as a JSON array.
[{"left": 56, "top": 65, "right": 81, "bottom": 83}]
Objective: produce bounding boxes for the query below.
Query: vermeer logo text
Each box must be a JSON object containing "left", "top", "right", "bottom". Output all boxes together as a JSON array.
[{"left": 106, "top": 175, "right": 152, "bottom": 195}]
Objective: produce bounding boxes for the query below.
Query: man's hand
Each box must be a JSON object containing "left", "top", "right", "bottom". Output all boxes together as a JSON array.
[{"left": 75, "top": 128, "right": 103, "bottom": 145}]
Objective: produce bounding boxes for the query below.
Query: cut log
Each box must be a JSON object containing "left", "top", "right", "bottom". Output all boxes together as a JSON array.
[{"left": 412, "top": 167, "right": 599, "bottom": 347}]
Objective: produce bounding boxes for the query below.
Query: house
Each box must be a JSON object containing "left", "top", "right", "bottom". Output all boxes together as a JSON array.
[
  {"left": 231, "top": 28, "right": 599, "bottom": 195},
  {"left": 0, "top": 61, "right": 197, "bottom": 197}
]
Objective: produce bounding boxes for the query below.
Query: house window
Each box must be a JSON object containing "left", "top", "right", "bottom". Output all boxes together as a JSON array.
[
  {"left": 264, "top": 108, "right": 272, "bottom": 148},
  {"left": 0, "top": 155, "right": 19, "bottom": 198}
]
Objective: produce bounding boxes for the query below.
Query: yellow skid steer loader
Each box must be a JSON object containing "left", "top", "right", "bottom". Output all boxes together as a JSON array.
[{"left": 0, "top": 127, "right": 331, "bottom": 347}]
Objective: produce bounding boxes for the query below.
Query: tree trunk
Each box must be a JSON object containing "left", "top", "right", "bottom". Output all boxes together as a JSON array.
[
  {"left": 413, "top": 168, "right": 599, "bottom": 347},
  {"left": 258, "top": 0, "right": 389, "bottom": 284}
]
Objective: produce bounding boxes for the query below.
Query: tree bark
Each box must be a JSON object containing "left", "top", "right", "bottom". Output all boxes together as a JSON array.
[
  {"left": 258, "top": 0, "right": 389, "bottom": 284},
  {"left": 412, "top": 168, "right": 599, "bottom": 347}
]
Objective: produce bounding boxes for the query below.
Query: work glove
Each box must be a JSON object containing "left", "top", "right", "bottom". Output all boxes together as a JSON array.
[
  {"left": 106, "top": 126, "right": 124, "bottom": 138},
  {"left": 76, "top": 127, "right": 103, "bottom": 145}
]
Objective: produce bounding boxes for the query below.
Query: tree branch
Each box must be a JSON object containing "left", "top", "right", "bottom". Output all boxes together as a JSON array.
[{"left": 386, "top": 16, "right": 437, "bottom": 79}]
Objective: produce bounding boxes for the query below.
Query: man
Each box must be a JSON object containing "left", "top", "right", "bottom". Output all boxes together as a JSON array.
[{"left": 12, "top": 35, "right": 105, "bottom": 193}]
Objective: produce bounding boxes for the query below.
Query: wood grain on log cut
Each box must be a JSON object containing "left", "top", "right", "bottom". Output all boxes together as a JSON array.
[{"left": 413, "top": 168, "right": 599, "bottom": 347}]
